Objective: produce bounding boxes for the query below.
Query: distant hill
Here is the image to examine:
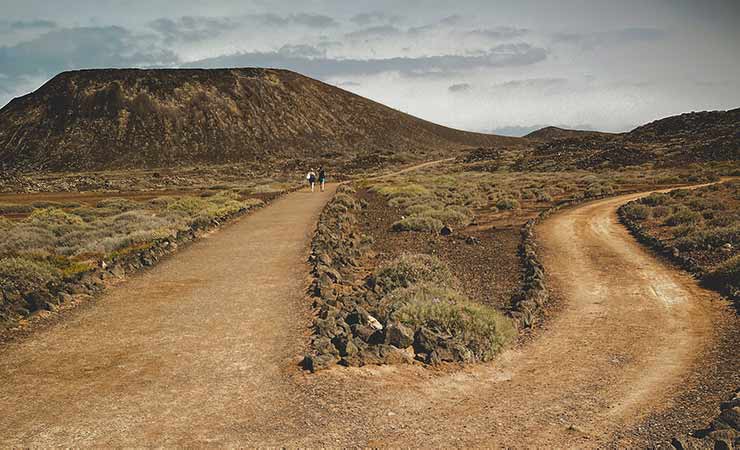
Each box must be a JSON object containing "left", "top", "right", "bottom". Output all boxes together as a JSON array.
[
  {"left": 524, "top": 126, "right": 616, "bottom": 142},
  {"left": 516, "top": 109, "right": 740, "bottom": 170},
  {"left": 0, "top": 68, "right": 518, "bottom": 172}
]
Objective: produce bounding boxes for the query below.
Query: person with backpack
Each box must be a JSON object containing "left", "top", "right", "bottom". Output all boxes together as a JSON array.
[
  {"left": 306, "top": 168, "right": 317, "bottom": 192},
  {"left": 318, "top": 166, "right": 327, "bottom": 192}
]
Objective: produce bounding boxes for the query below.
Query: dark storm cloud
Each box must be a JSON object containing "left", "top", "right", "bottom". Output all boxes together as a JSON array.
[
  {"left": 553, "top": 28, "right": 666, "bottom": 48},
  {"left": 184, "top": 43, "right": 547, "bottom": 78}
]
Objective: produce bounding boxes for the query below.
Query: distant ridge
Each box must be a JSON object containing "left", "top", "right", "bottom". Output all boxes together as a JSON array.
[
  {"left": 0, "top": 68, "right": 518, "bottom": 171},
  {"left": 525, "top": 126, "right": 616, "bottom": 142}
]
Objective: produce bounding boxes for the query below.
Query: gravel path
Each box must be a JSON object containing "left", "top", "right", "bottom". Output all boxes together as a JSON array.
[{"left": 1, "top": 183, "right": 735, "bottom": 447}]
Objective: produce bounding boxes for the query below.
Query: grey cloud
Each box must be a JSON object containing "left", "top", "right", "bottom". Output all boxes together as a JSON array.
[
  {"left": 345, "top": 25, "right": 402, "bottom": 40},
  {"left": 350, "top": 12, "right": 402, "bottom": 26},
  {"left": 7, "top": 19, "right": 57, "bottom": 30},
  {"left": 465, "top": 27, "right": 528, "bottom": 40},
  {"left": 448, "top": 83, "right": 471, "bottom": 93},
  {"left": 278, "top": 44, "right": 326, "bottom": 58},
  {"left": 0, "top": 26, "right": 178, "bottom": 101},
  {"left": 440, "top": 15, "right": 464, "bottom": 26},
  {"left": 149, "top": 13, "right": 338, "bottom": 43},
  {"left": 336, "top": 81, "right": 361, "bottom": 87},
  {"left": 150, "top": 16, "right": 239, "bottom": 42},
  {"left": 185, "top": 43, "right": 547, "bottom": 78},
  {"left": 553, "top": 28, "right": 666, "bottom": 48},
  {"left": 291, "top": 13, "right": 339, "bottom": 28},
  {"left": 493, "top": 77, "right": 568, "bottom": 89}
]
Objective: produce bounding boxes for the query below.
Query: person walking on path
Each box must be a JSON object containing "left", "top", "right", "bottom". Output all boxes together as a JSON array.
[
  {"left": 306, "top": 168, "right": 317, "bottom": 192},
  {"left": 318, "top": 167, "right": 327, "bottom": 192}
]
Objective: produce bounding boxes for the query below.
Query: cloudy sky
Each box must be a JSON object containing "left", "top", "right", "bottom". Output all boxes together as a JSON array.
[{"left": 1, "top": 0, "right": 739, "bottom": 135}]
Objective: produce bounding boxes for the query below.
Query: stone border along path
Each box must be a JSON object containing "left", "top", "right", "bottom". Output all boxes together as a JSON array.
[{"left": 0, "top": 172, "right": 735, "bottom": 447}]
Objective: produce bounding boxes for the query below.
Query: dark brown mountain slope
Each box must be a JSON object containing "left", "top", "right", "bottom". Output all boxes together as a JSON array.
[
  {"left": 517, "top": 109, "right": 740, "bottom": 170},
  {"left": 0, "top": 68, "right": 518, "bottom": 172}
]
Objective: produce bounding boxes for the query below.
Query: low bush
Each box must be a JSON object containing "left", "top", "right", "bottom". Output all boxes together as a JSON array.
[
  {"left": 496, "top": 198, "right": 520, "bottom": 210},
  {"left": 703, "top": 254, "right": 739, "bottom": 293},
  {"left": 665, "top": 208, "right": 702, "bottom": 226},
  {"left": 0, "top": 203, "right": 33, "bottom": 214},
  {"left": 388, "top": 283, "right": 516, "bottom": 361},
  {"left": 622, "top": 203, "right": 651, "bottom": 221},
  {"left": 391, "top": 216, "right": 443, "bottom": 233},
  {"left": 0, "top": 257, "right": 60, "bottom": 292},
  {"left": 371, "top": 253, "right": 454, "bottom": 294},
  {"left": 673, "top": 225, "right": 739, "bottom": 251},
  {"left": 641, "top": 192, "right": 669, "bottom": 206}
]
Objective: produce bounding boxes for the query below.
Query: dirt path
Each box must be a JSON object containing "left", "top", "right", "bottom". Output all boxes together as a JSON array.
[
  {"left": 1, "top": 182, "right": 735, "bottom": 447},
  {"left": 0, "top": 186, "right": 339, "bottom": 446}
]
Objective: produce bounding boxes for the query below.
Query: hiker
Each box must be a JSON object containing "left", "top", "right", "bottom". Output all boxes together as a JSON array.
[
  {"left": 306, "top": 168, "right": 317, "bottom": 192},
  {"left": 318, "top": 166, "right": 327, "bottom": 192}
]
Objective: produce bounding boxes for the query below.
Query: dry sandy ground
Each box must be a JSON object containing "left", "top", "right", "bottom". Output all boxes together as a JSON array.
[{"left": 0, "top": 184, "right": 736, "bottom": 447}]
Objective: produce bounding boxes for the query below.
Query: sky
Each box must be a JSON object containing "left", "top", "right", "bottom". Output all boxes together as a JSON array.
[{"left": 1, "top": 0, "right": 739, "bottom": 135}]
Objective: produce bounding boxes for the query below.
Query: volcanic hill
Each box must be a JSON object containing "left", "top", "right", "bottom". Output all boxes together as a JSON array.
[
  {"left": 0, "top": 68, "right": 517, "bottom": 172},
  {"left": 516, "top": 109, "right": 740, "bottom": 170}
]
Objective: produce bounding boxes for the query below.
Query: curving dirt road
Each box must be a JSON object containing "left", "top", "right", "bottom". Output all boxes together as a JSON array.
[{"left": 1, "top": 184, "right": 736, "bottom": 447}]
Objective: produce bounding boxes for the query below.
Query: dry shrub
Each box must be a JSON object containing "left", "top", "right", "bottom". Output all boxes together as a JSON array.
[{"left": 391, "top": 216, "right": 443, "bottom": 233}]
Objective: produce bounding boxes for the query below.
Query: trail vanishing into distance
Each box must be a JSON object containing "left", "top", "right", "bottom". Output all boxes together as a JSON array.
[{"left": 0, "top": 181, "right": 735, "bottom": 447}]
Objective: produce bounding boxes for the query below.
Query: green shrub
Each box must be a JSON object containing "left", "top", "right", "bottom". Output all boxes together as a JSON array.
[
  {"left": 703, "top": 254, "right": 739, "bottom": 290},
  {"left": 26, "top": 208, "right": 85, "bottom": 226},
  {"left": 641, "top": 192, "right": 669, "bottom": 206},
  {"left": 391, "top": 216, "right": 443, "bottom": 232},
  {"left": 0, "top": 257, "right": 60, "bottom": 292},
  {"left": 168, "top": 197, "right": 208, "bottom": 215},
  {"left": 372, "top": 254, "right": 454, "bottom": 293},
  {"left": 622, "top": 203, "right": 651, "bottom": 221},
  {"left": 332, "top": 193, "right": 357, "bottom": 210},
  {"left": 0, "top": 203, "right": 33, "bottom": 214},
  {"left": 95, "top": 198, "right": 142, "bottom": 211},
  {"left": 374, "top": 184, "right": 431, "bottom": 198},
  {"left": 652, "top": 205, "right": 670, "bottom": 218},
  {"left": 665, "top": 208, "right": 702, "bottom": 226},
  {"left": 535, "top": 190, "right": 553, "bottom": 202},
  {"left": 708, "top": 215, "right": 737, "bottom": 228},
  {"left": 496, "top": 198, "right": 520, "bottom": 210},
  {"left": 674, "top": 225, "right": 739, "bottom": 251},
  {"left": 390, "top": 283, "right": 515, "bottom": 361}
]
